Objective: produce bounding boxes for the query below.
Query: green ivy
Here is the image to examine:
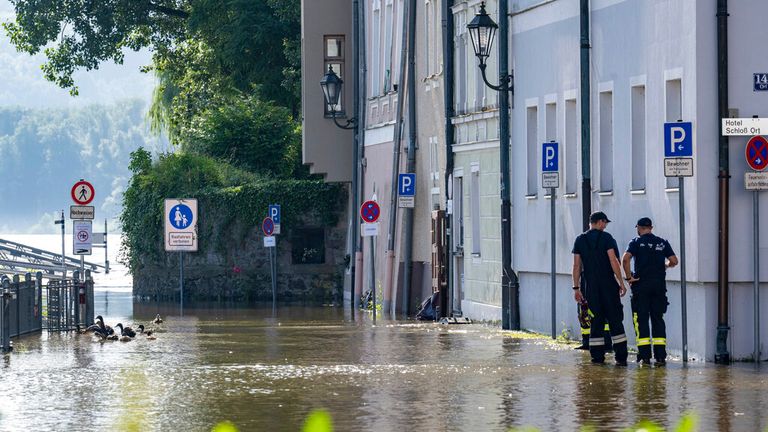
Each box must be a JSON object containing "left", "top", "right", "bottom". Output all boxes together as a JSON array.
[{"left": 120, "top": 149, "right": 345, "bottom": 273}]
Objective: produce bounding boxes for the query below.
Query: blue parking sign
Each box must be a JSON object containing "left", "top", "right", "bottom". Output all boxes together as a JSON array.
[
  {"left": 664, "top": 122, "right": 693, "bottom": 157},
  {"left": 542, "top": 142, "right": 559, "bottom": 172},
  {"left": 398, "top": 173, "right": 416, "bottom": 196},
  {"left": 269, "top": 204, "right": 281, "bottom": 224}
]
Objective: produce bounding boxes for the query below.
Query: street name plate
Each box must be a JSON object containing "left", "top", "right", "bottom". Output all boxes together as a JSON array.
[
  {"left": 542, "top": 172, "right": 560, "bottom": 188},
  {"left": 664, "top": 158, "right": 694, "bottom": 177},
  {"left": 70, "top": 205, "right": 94, "bottom": 220},
  {"left": 362, "top": 223, "right": 379, "bottom": 237},
  {"left": 745, "top": 172, "right": 768, "bottom": 190},
  {"left": 721, "top": 118, "right": 768, "bottom": 136},
  {"left": 398, "top": 196, "right": 415, "bottom": 208},
  {"left": 263, "top": 236, "right": 276, "bottom": 247}
]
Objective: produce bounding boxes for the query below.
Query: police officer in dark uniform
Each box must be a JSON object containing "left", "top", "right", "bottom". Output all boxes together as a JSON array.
[
  {"left": 571, "top": 212, "right": 629, "bottom": 365},
  {"left": 622, "top": 217, "right": 678, "bottom": 365}
]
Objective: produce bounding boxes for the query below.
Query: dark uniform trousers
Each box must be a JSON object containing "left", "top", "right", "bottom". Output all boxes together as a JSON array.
[
  {"left": 587, "top": 279, "right": 628, "bottom": 362},
  {"left": 579, "top": 276, "right": 613, "bottom": 349},
  {"left": 631, "top": 279, "right": 668, "bottom": 361}
]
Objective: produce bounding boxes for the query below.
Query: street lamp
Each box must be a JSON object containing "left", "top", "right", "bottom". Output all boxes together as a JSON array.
[
  {"left": 468, "top": 1, "right": 519, "bottom": 330},
  {"left": 467, "top": 2, "right": 512, "bottom": 93},
  {"left": 320, "top": 65, "right": 357, "bottom": 130}
]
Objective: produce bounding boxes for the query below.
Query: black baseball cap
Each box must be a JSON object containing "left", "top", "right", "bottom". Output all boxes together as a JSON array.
[
  {"left": 636, "top": 217, "right": 653, "bottom": 227},
  {"left": 589, "top": 211, "right": 611, "bottom": 223}
]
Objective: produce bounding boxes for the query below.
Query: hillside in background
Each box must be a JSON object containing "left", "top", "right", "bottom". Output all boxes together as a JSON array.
[{"left": 0, "top": 99, "right": 168, "bottom": 233}]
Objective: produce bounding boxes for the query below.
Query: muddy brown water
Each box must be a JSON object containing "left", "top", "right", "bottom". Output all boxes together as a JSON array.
[{"left": 0, "top": 292, "right": 766, "bottom": 431}]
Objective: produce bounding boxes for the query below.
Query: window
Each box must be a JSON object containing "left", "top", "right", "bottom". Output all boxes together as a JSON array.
[
  {"left": 545, "top": 102, "right": 557, "bottom": 141},
  {"left": 383, "top": 0, "right": 394, "bottom": 93},
  {"left": 292, "top": 228, "right": 326, "bottom": 264},
  {"left": 565, "top": 99, "right": 578, "bottom": 194},
  {"left": 631, "top": 85, "right": 646, "bottom": 191},
  {"left": 665, "top": 78, "right": 682, "bottom": 189},
  {"left": 527, "top": 105, "right": 539, "bottom": 195},
  {"left": 455, "top": 13, "right": 467, "bottom": 114},
  {"left": 470, "top": 164, "right": 481, "bottom": 256},
  {"left": 599, "top": 91, "right": 613, "bottom": 192},
  {"left": 371, "top": 1, "right": 381, "bottom": 97},
  {"left": 324, "top": 35, "right": 345, "bottom": 115}
]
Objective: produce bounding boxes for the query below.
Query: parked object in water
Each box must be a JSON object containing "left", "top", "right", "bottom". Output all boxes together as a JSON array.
[{"left": 415, "top": 292, "right": 440, "bottom": 321}]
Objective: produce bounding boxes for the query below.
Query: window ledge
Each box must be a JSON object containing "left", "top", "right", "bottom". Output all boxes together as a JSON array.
[
  {"left": 630, "top": 189, "right": 646, "bottom": 195},
  {"left": 597, "top": 191, "right": 613, "bottom": 196},
  {"left": 525, "top": 194, "right": 537, "bottom": 200},
  {"left": 665, "top": 188, "right": 680, "bottom": 193},
  {"left": 564, "top": 193, "right": 578, "bottom": 199}
]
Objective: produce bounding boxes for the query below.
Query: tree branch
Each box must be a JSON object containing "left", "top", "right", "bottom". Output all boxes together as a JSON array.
[{"left": 147, "top": 2, "right": 190, "bottom": 19}]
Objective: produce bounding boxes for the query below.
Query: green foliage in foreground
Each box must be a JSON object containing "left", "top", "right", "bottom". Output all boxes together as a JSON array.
[
  {"left": 509, "top": 412, "right": 698, "bottom": 432},
  {"left": 120, "top": 149, "right": 344, "bottom": 273}
]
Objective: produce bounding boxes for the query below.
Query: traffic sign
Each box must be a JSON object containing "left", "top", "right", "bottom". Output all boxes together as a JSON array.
[
  {"left": 542, "top": 172, "right": 560, "bottom": 188},
  {"left": 362, "top": 223, "right": 380, "bottom": 237},
  {"left": 262, "top": 217, "right": 275, "bottom": 236},
  {"left": 164, "top": 199, "right": 198, "bottom": 252},
  {"left": 664, "top": 158, "right": 694, "bottom": 177},
  {"left": 360, "top": 200, "right": 381, "bottom": 223},
  {"left": 71, "top": 180, "right": 95, "bottom": 205},
  {"left": 664, "top": 122, "right": 693, "bottom": 157},
  {"left": 722, "top": 118, "right": 768, "bottom": 136},
  {"left": 264, "top": 236, "right": 276, "bottom": 247},
  {"left": 70, "top": 205, "right": 94, "bottom": 220},
  {"left": 756, "top": 73, "right": 768, "bottom": 92},
  {"left": 398, "top": 174, "right": 416, "bottom": 196},
  {"left": 73, "top": 220, "right": 92, "bottom": 255},
  {"left": 746, "top": 172, "right": 768, "bottom": 190},
  {"left": 269, "top": 204, "right": 281, "bottom": 234},
  {"left": 542, "top": 142, "right": 559, "bottom": 172},
  {"left": 746, "top": 135, "right": 768, "bottom": 171}
]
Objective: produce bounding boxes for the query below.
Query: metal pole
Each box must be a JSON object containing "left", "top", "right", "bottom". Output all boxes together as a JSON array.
[
  {"left": 442, "top": 0, "right": 455, "bottom": 317},
  {"left": 680, "top": 177, "right": 688, "bottom": 363},
  {"left": 80, "top": 256, "right": 84, "bottom": 281},
  {"left": 402, "top": 0, "right": 418, "bottom": 318},
  {"left": 370, "top": 237, "right": 376, "bottom": 325},
  {"left": 60, "top": 210, "right": 66, "bottom": 280},
  {"left": 104, "top": 219, "right": 110, "bottom": 274},
  {"left": 755, "top": 190, "right": 760, "bottom": 363},
  {"left": 580, "top": 0, "right": 592, "bottom": 232},
  {"left": 551, "top": 188, "right": 556, "bottom": 339},
  {"left": 179, "top": 251, "right": 184, "bottom": 315},
  {"left": 272, "top": 242, "right": 278, "bottom": 314}
]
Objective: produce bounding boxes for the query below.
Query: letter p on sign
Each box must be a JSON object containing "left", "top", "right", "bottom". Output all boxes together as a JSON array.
[
  {"left": 664, "top": 122, "right": 693, "bottom": 157},
  {"left": 398, "top": 173, "right": 415, "bottom": 197}
]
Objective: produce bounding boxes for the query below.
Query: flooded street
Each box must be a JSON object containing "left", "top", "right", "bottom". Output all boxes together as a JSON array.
[{"left": 0, "top": 292, "right": 767, "bottom": 431}]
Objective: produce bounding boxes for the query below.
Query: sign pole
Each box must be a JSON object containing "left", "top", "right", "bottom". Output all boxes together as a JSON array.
[
  {"left": 550, "top": 187, "right": 556, "bottom": 339},
  {"left": 370, "top": 237, "right": 376, "bottom": 325},
  {"left": 272, "top": 240, "right": 278, "bottom": 314},
  {"left": 754, "top": 190, "right": 761, "bottom": 363},
  {"left": 60, "top": 210, "right": 66, "bottom": 280},
  {"left": 679, "top": 176, "right": 688, "bottom": 363},
  {"left": 180, "top": 251, "right": 184, "bottom": 315}
]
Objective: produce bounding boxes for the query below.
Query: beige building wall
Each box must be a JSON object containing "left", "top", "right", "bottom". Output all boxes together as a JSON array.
[{"left": 301, "top": 0, "right": 354, "bottom": 182}]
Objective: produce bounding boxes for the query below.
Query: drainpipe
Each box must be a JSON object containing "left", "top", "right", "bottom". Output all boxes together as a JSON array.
[
  {"left": 579, "top": 0, "right": 592, "bottom": 232},
  {"left": 442, "top": 0, "right": 455, "bottom": 318},
  {"left": 384, "top": 0, "right": 411, "bottom": 317},
  {"left": 715, "top": 0, "right": 730, "bottom": 364},
  {"left": 354, "top": 0, "right": 368, "bottom": 307},
  {"left": 351, "top": 0, "right": 360, "bottom": 309},
  {"left": 401, "top": 0, "right": 418, "bottom": 317}
]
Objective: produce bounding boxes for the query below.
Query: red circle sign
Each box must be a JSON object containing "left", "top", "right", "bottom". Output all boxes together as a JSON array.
[
  {"left": 746, "top": 135, "right": 768, "bottom": 171},
  {"left": 360, "top": 200, "right": 380, "bottom": 223},
  {"left": 71, "top": 180, "right": 95, "bottom": 205},
  {"left": 262, "top": 217, "right": 275, "bottom": 236}
]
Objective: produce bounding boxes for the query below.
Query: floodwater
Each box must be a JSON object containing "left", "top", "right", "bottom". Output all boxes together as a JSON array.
[{"left": 1, "top": 293, "right": 767, "bottom": 431}]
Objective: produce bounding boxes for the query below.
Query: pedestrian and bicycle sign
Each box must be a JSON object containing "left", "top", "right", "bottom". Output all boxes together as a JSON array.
[
  {"left": 73, "top": 220, "right": 92, "bottom": 255},
  {"left": 164, "top": 198, "right": 198, "bottom": 252},
  {"left": 746, "top": 135, "right": 768, "bottom": 171},
  {"left": 71, "top": 180, "right": 95, "bottom": 205}
]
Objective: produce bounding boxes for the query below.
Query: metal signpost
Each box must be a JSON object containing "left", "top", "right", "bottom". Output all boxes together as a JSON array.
[
  {"left": 398, "top": 174, "right": 416, "bottom": 208},
  {"left": 745, "top": 134, "right": 767, "bottom": 362},
  {"left": 164, "top": 199, "right": 199, "bottom": 314},
  {"left": 71, "top": 180, "right": 96, "bottom": 280},
  {"left": 664, "top": 121, "right": 693, "bottom": 363},
  {"left": 542, "top": 141, "right": 559, "bottom": 340},
  {"left": 263, "top": 216, "right": 277, "bottom": 312},
  {"left": 360, "top": 199, "right": 381, "bottom": 324}
]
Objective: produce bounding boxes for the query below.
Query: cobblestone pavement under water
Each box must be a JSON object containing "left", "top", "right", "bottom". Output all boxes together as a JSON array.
[{"left": 0, "top": 294, "right": 767, "bottom": 431}]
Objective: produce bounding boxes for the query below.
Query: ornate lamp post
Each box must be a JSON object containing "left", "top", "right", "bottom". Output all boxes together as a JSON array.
[
  {"left": 468, "top": 1, "right": 519, "bottom": 330},
  {"left": 320, "top": 65, "right": 357, "bottom": 129}
]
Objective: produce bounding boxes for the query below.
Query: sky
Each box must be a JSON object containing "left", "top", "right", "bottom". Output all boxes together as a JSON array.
[{"left": 0, "top": 1, "right": 155, "bottom": 108}]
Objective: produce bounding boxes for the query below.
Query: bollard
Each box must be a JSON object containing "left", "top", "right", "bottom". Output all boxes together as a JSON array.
[
  {"left": 35, "top": 272, "right": 43, "bottom": 330},
  {"left": 84, "top": 270, "right": 94, "bottom": 326},
  {"left": 2, "top": 276, "right": 12, "bottom": 352}
]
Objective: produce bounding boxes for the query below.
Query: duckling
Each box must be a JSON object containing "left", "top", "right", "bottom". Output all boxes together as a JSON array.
[
  {"left": 153, "top": 314, "right": 164, "bottom": 325},
  {"left": 119, "top": 335, "right": 132, "bottom": 342},
  {"left": 137, "top": 325, "right": 157, "bottom": 340},
  {"left": 115, "top": 323, "right": 136, "bottom": 338}
]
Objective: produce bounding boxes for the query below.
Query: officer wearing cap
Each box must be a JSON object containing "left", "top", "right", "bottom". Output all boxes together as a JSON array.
[
  {"left": 622, "top": 217, "right": 678, "bottom": 365},
  {"left": 571, "top": 211, "right": 629, "bottom": 365}
]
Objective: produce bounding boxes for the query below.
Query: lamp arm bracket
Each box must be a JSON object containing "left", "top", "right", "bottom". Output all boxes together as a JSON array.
[
  {"left": 479, "top": 63, "right": 513, "bottom": 94},
  {"left": 330, "top": 111, "right": 358, "bottom": 130}
]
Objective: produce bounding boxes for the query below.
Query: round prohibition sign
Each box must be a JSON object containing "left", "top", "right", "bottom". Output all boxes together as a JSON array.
[
  {"left": 746, "top": 135, "right": 768, "bottom": 171},
  {"left": 360, "top": 200, "right": 380, "bottom": 223},
  {"left": 71, "top": 180, "right": 95, "bottom": 205},
  {"left": 262, "top": 217, "right": 275, "bottom": 236},
  {"left": 77, "top": 230, "right": 90, "bottom": 242}
]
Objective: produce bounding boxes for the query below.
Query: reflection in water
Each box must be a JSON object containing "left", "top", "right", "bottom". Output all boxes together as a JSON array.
[{"left": 0, "top": 293, "right": 767, "bottom": 431}]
